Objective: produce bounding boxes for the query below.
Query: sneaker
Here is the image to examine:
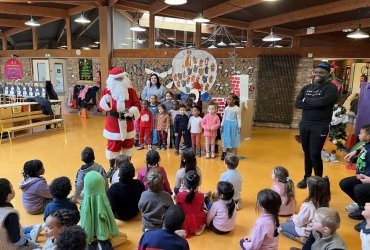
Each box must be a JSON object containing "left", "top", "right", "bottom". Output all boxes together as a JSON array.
[
  {"left": 346, "top": 202, "right": 360, "bottom": 212},
  {"left": 329, "top": 153, "right": 339, "bottom": 162},
  {"left": 136, "top": 145, "right": 144, "bottom": 150},
  {"left": 354, "top": 220, "right": 367, "bottom": 232},
  {"left": 321, "top": 150, "right": 330, "bottom": 162},
  {"left": 148, "top": 145, "right": 152, "bottom": 150},
  {"left": 221, "top": 152, "right": 226, "bottom": 160},
  {"left": 211, "top": 152, "right": 215, "bottom": 158},
  {"left": 349, "top": 210, "right": 365, "bottom": 220},
  {"left": 162, "top": 145, "right": 167, "bottom": 150},
  {"left": 157, "top": 145, "right": 162, "bottom": 150},
  {"left": 175, "top": 150, "right": 179, "bottom": 155},
  {"left": 297, "top": 178, "right": 307, "bottom": 189},
  {"left": 30, "top": 223, "right": 43, "bottom": 242},
  {"left": 198, "top": 149, "right": 202, "bottom": 157},
  {"left": 206, "top": 152, "right": 210, "bottom": 158},
  {"left": 180, "top": 145, "right": 187, "bottom": 150},
  {"left": 175, "top": 229, "right": 187, "bottom": 238}
]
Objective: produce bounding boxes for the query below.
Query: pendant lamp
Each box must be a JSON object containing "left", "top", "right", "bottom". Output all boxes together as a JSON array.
[
  {"left": 262, "top": 27, "right": 282, "bottom": 42},
  {"left": 25, "top": 16, "right": 40, "bottom": 27},
  {"left": 75, "top": 13, "right": 91, "bottom": 24},
  {"left": 164, "top": 0, "right": 187, "bottom": 5},
  {"left": 347, "top": 25, "right": 369, "bottom": 39}
]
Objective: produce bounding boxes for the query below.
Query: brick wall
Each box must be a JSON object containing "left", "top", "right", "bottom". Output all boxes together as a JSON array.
[{"left": 66, "top": 58, "right": 101, "bottom": 88}]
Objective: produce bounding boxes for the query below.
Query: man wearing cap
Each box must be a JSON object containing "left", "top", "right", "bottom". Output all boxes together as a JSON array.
[
  {"left": 295, "top": 61, "right": 339, "bottom": 189},
  {"left": 99, "top": 67, "right": 141, "bottom": 176}
]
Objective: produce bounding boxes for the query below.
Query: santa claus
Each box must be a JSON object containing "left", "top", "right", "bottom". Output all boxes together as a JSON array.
[{"left": 99, "top": 67, "right": 140, "bottom": 175}]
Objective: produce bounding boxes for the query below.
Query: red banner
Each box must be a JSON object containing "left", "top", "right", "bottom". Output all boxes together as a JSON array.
[{"left": 4, "top": 58, "right": 23, "bottom": 80}]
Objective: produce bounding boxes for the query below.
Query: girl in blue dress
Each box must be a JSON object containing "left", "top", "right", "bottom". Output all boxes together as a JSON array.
[{"left": 221, "top": 93, "right": 241, "bottom": 160}]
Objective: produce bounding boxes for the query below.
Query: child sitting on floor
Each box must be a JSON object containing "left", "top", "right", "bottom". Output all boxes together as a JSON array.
[
  {"left": 111, "top": 154, "right": 131, "bottom": 184},
  {"left": 55, "top": 225, "right": 87, "bottom": 250},
  {"left": 139, "top": 169, "right": 174, "bottom": 231},
  {"left": 0, "top": 178, "right": 41, "bottom": 249},
  {"left": 71, "top": 147, "right": 108, "bottom": 203},
  {"left": 137, "top": 149, "right": 172, "bottom": 194},
  {"left": 19, "top": 159, "right": 53, "bottom": 214},
  {"left": 271, "top": 166, "right": 296, "bottom": 216}
]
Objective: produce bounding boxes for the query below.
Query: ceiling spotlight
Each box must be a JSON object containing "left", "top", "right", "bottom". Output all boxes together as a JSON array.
[
  {"left": 262, "top": 27, "right": 282, "bottom": 42},
  {"left": 164, "top": 0, "right": 187, "bottom": 5},
  {"left": 25, "top": 16, "right": 40, "bottom": 27},
  {"left": 75, "top": 13, "right": 91, "bottom": 24},
  {"left": 347, "top": 26, "right": 369, "bottom": 39},
  {"left": 130, "top": 21, "right": 146, "bottom": 32}
]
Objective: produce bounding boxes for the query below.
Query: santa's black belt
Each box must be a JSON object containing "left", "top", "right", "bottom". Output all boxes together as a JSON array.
[{"left": 106, "top": 111, "right": 133, "bottom": 120}]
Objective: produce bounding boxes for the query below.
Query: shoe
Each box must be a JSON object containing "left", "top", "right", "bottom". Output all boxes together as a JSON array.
[
  {"left": 349, "top": 210, "right": 365, "bottom": 220},
  {"left": 162, "top": 145, "right": 167, "bottom": 150},
  {"left": 134, "top": 140, "right": 140, "bottom": 147},
  {"left": 180, "top": 145, "right": 187, "bottom": 150},
  {"left": 354, "top": 220, "right": 367, "bottom": 232},
  {"left": 297, "top": 178, "right": 307, "bottom": 189},
  {"left": 148, "top": 145, "right": 152, "bottom": 150},
  {"left": 321, "top": 150, "right": 330, "bottom": 162},
  {"left": 221, "top": 152, "right": 226, "bottom": 160},
  {"left": 215, "top": 144, "right": 219, "bottom": 154},
  {"left": 329, "top": 153, "right": 339, "bottom": 162},
  {"left": 211, "top": 152, "right": 215, "bottom": 158},
  {"left": 157, "top": 145, "right": 162, "bottom": 150},
  {"left": 136, "top": 145, "right": 144, "bottom": 150},
  {"left": 206, "top": 152, "right": 210, "bottom": 158},
  {"left": 346, "top": 202, "right": 360, "bottom": 212},
  {"left": 175, "top": 229, "right": 187, "bottom": 238},
  {"left": 30, "top": 223, "right": 43, "bottom": 242},
  {"left": 198, "top": 149, "right": 202, "bottom": 157},
  {"left": 175, "top": 150, "right": 179, "bottom": 155}
]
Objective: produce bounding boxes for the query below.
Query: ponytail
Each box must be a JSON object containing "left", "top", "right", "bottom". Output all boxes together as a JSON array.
[
  {"left": 184, "top": 170, "right": 200, "bottom": 204},
  {"left": 272, "top": 213, "right": 280, "bottom": 237},
  {"left": 217, "top": 181, "right": 235, "bottom": 219},
  {"left": 306, "top": 176, "right": 331, "bottom": 208},
  {"left": 284, "top": 178, "right": 295, "bottom": 205},
  {"left": 225, "top": 199, "right": 236, "bottom": 219},
  {"left": 185, "top": 188, "right": 195, "bottom": 203}
]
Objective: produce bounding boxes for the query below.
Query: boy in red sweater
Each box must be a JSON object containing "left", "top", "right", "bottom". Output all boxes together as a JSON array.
[{"left": 137, "top": 100, "right": 153, "bottom": 150}]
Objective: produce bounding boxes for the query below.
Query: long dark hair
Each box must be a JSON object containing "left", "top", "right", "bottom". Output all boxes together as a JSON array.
[
  {"left": 146, "top": 149, "right": 160, "bottom": 171},
  {"left": 305, "top": 176, "right": 331, "bottom": 208},
  {"left": 273, "top": 166, "right": 295, "bottom": 205},
  {"left": 184, "top": 170, "right": 200, "bottom": 203},
  {"left": 149, "top": 74, "right": 161, "bottom": 89},
  {"left": 217, "top": 181, "right": 235, "bottom": 219},
  {"left": 180, "top": 149, "right": 197, "bottom": 173},
  {"left": 256, "top": 189, "right": 282, "bottom": 237}
]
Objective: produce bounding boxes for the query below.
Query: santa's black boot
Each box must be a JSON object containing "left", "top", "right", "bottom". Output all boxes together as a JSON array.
[{"left": 107, "top": 159, "right": 116, "bottom": 179}]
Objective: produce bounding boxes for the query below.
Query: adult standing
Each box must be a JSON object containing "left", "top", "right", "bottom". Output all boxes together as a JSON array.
[
  {"left": 141, "top": 74, "right": 167, "bottom": 101},
  {"left": 295, "top": 61, "right": 339, "bottom": 189},
  {"left": 99, "top": 67, "right": 141, "bottom": 176}
]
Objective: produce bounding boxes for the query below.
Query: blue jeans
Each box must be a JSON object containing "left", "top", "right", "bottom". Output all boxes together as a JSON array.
[{"left": 281, "top": 219, "right": 299, "bottom": 239}]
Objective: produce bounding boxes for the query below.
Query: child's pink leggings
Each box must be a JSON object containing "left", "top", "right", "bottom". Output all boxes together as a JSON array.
[
  {"left": 191, "top": 133, "right": 201, "bottom": 149},
  {"left": 205, "top": 136, "right": 216, "bottom": 153}
]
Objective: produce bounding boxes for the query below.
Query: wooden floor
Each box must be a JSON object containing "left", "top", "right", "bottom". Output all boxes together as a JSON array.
[{"left": 0, "top": 114, "right": 360, "bottom": 249}]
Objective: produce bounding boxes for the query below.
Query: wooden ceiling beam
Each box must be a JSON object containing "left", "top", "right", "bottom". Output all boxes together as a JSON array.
[
  {"left": 203, "top": 0, "right": 264, "bottom": 19},
  {"left": 0, "top": 0, "right": 99, "bottom": 4},
  {"left": 149, "top": 0, "right": 169, "bottom": 15},
  {"left": 68, "top": 5, "right": 96, "bottom": 16},
  {"left": 0, "top": 3, "right": 67, "bottom": 18},
  {"left": 76, "top": 16, "right": 99, "bottom": 38},
  {"left": 4, "top": 17, "right": 59, "bottom": 37},
  {"left": 115, "top": 1, "right": 149, "bottom": 13},
  {"left": 0, "top": 19, "right": 26, "bottom": 27},
  {"left": 295, "top": 18, "right": 370, "bottom": 36},
  {"left": 56, "top": 20, "right": 66, "bottom": 43},
  {"left": 7, "top": 36, "right": 16, "bottom": 47},
  {"left": 248, "top": 0, "right": 370, "bottom": 30},
  {"left": 255, "top": 27, "right": 294, "bottom": 37}
]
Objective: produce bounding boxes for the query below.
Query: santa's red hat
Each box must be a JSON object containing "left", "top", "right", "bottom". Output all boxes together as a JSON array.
[{"left": 108, "top": 67, "right": 126, "bottom": 78}]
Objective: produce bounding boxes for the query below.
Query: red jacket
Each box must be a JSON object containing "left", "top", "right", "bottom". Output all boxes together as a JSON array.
[{"left": 138, "top": 109, "right": 153, "bottom": 129}]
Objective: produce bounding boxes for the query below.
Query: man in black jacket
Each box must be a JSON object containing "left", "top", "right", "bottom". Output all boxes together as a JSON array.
[{"left": 295, "top": 61, "right": 339, "bottom": 189}]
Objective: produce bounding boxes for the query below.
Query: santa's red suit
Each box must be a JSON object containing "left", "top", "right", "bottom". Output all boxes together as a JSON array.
[{"left": 99, "top": 67, "right": 140, "bottom": 159}]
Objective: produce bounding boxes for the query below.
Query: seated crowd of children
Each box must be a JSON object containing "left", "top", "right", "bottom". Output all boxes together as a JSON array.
[{"left": 3, "top": 125, "right": 370, "bottom": 249}]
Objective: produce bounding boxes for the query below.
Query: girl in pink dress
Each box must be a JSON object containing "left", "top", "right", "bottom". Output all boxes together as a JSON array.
[
  {"left": 201, "top": 103, "right": 221, "bottom": 158},
  {"left": 176, "top": 170, "right": 206, "bottom": 237},
  {"left": 271, "top": 166, "right": 296, "bottom": 216}
]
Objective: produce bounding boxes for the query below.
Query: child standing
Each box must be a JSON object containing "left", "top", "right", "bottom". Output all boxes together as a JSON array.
[
  {"left": 19, "top": 159, "right": 53, "bottom": 214},
  {"left": 206, "top": 181, "right": 237, "bottom": 234},
  {"left": 138, "top": 205, "right": 189, "bottom": 250},
  {"left": 81, "top": 171, "right": 127, "bottom": 248},
  {"left": 138, "top": 169, "right": 174, "bottom": 231},
  {"left": 107, "top": 161, "right": 145, "bottom": 221},
  {"left": 221, "top": 93, "right": 241, "bottom": 160},
  {"left": 137, "top": 100, "right": 153, "bottom": 150},
  {"left": 281, "top": 176, "right": 331, "bottom": 244},
  {"left": 71, "top": 147, "right": 108, "bottom": 203},
  {"left": 155, "top": 104, "right": 170, "bottom": 150},
  {"left": 137, "top": 150, "right": 172, "bottom": 194},
  {"left": 168, "top": 100, "right": 180, "bottom": 148},
  {"left": 149, "top": 95, "right": 159, "bottom": 146},
  {"left": 176, "top": 171, "right": 206, "bottom": 237},
  {"left": 44, "top": 209, "right": 79, "bottom": 250},
  {"left": 162, "top": 91, "right": 174, "bottom": 112},
  {"left": 174, "top": 104, "right": 191, "bottom": 155},
  {"left": 201, "top": 102, "right": 221, "bottom": 158},
  {"left": 0, "top": 178, "right": 41, "bottom": 249},
  {"left": 188, "top": 106, "right": 203, "bottom": 157},
  {"left": 271, "top": 166, "right": 296, "bottom": 216},
  {"left": 240, "top": 189, "right": 282, "bottom": 249},
  {"left": 340, "top": 124, "right": 370, "bottom": 220},
  {"left": 174, "top": 149, "right": 202, "bottom": 195}
]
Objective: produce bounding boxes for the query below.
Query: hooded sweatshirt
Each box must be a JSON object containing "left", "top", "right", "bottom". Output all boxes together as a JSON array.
[
  {"left": 19, "top": 177, "right": 52, "bottom": 212},
  {"left": 80, "top": 171, "right": 119, "bottom": 244}
]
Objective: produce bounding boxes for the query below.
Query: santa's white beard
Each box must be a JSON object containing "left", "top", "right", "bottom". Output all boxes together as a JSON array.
[{"left": 106, "top": 76, "right": 129, "bottom": 112}]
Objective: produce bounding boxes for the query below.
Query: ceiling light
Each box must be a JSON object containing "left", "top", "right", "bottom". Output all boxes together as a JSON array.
[
  {"left": 193, "top": 13, "right": 210, "bottom": 23},
  {"left": 74, "top": 13, "right": 91, "bottom": 24},
  {"left": 89, "top": 44, "right": 98, "bottom": 48},
  {"left": 347, "top": 26, "right": 369, "bottom": 39},
  {"left": 241, "top": 40, "right": 247, "bottom": 43},
  {"left": 262, "top": 28, "right": 282, "bottom": 42},
  {"left": 94, "top": 41, "right": 100, "bottom": 44},
  {"left": 165, "top": 44, "right": 170, "bottom": 47},
  {"left": 167, "top": 37, "right": 176, "bottom": 40},
  {"left": 217, "top": 40, "right": 226, "bottom": 46},
  {"left": 342, "top": 28, "right": 353, "bottom": 33},
  {"left": 130, "top": 21, "right": 146, "bottom": 32},
  {"left": 59, "top": 45, "right": 68, "bottom": 48},
  {"left": 164, "top": 0, "right": 187, "bottom": 5},
  {"left": 25, "top": 16, "right": 40, "bottom": 27},
  {"left": 235, "top": 46, "right": 245, "bottom": 48},
  {"left": 208, "top": 44, "right": 217, "bottom": 49},
  {"left": 154, "top": 40, "right": 163, "bottom": 46},
  {"left": 229, "top": 42, "right": 238, "bottom": 46},
  {"left": 81, "top": 46, "right": 91, "bottom": 50}
]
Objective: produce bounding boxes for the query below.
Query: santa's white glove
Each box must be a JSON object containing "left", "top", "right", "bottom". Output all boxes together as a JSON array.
[
  {"left": 124, "top": 110, "right": 133, "bottom": 117},
  {"left": 104, "top": 94, "right": 112, "bottom": 104}
]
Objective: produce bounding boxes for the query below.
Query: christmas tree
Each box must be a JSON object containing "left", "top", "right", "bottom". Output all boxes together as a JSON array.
[
  {"left": 329, "top": 105, "right": 349, "bottom": 149},
  {"left": 80, "top": 59, "right": 92, "bottom": 80}
]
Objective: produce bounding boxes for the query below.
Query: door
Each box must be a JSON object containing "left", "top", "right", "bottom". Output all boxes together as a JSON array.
[
  {"left": 49, "top": 59, "right": 67, "bottom": 95},
  {"left": 32, "top": 59, "right": 50, "bottom": 82}
]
